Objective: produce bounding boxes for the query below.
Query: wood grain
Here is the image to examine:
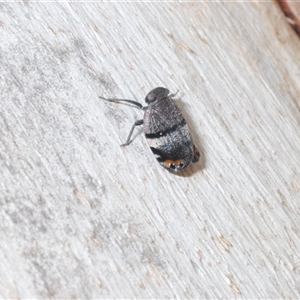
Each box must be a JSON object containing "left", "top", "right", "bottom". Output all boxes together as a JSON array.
[{"left": 0, "top": 2, "right": 299, "bottom": 298}]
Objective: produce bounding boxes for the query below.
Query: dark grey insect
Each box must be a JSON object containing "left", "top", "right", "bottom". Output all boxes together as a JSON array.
[{"left": 100, "top": 87, "right": 200, "bottom": 172}]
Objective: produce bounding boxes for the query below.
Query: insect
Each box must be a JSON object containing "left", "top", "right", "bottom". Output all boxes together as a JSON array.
[{"left": 100, "top": 87, "right": 200, "bottom": 172}]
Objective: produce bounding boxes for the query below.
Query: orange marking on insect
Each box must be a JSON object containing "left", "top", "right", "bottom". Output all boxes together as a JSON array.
[{"left": 164, "top": 159, "right": 183, "bottom": 167}]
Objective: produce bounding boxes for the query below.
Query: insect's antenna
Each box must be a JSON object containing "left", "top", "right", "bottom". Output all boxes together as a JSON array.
[{"left": 99, "top": 96, "right": 143, "bottom": 109}]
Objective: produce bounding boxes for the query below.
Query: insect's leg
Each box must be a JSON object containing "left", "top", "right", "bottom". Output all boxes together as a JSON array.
[
  {"left": 169, "top": 90, "right": 179, "bottom": 98},
  {"left": 121, "top": 119, "right": 144, "bottom": 146},
  {"left": 192, "top": 145, "right": 200, "bottom": 163},
  {"left": 99, "top": 96, "right": 143, "bottom": 109}
]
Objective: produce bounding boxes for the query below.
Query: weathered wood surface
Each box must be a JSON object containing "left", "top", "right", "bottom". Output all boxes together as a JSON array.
[{"left": 1, "top": 2, "right": 300, "bottom": 299}]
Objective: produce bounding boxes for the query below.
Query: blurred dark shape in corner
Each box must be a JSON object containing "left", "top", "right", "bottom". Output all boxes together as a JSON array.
[{"left": 277, "top": 0, "right": 300, "bottom": 37}]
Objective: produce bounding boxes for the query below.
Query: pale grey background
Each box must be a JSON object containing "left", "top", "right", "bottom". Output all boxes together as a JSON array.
[{"left": 0, "top": 2, "right": 300, "bottom": 299}]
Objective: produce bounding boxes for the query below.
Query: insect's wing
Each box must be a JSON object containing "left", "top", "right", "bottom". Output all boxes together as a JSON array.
[
  {"left": 144, "top": 98, "right": 184, "bottom": 135},
  {"left": 144, "top": 98, "right": 194, "bottom": 172}
]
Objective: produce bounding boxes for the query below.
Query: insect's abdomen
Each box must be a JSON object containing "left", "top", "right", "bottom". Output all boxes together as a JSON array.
[{"left": 144, "top": 98, "right": 194, "bottom": 172}]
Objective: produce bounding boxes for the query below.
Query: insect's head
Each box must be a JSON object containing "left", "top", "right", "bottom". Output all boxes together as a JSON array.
[{"left": 145, "top": 87, "right": 169, "bottom": 104}]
